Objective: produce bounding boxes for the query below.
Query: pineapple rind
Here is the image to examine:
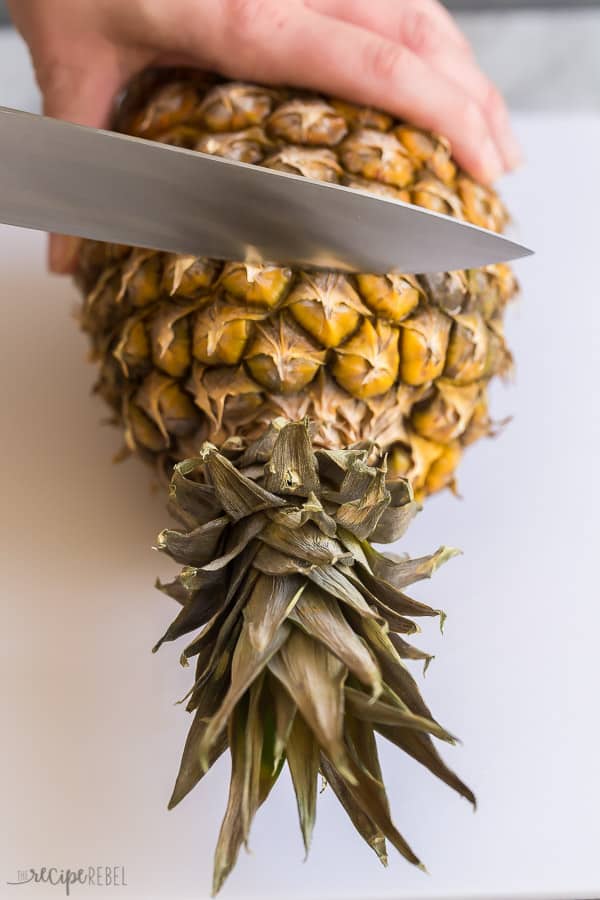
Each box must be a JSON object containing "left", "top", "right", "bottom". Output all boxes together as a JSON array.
[{"left": 77, "top": 70, "right": 517, "bottom": 502}]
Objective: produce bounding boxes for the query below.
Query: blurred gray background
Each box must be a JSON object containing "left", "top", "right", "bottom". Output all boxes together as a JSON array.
[
  {"left": 1, "top": 1, "right": 600, "bottom": 113},
  {"left": 4, "top": 0, "right": 600, "bottom": 16}
]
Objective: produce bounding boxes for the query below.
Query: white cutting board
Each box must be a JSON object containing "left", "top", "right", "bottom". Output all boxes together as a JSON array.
[{"left": 1, "top": 50, "right": 599, "bottom": 899}]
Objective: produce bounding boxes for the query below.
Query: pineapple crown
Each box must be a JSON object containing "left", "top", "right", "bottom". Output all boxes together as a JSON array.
[{"left": 154, "top": 418, "right": 472, "bottom": 894}]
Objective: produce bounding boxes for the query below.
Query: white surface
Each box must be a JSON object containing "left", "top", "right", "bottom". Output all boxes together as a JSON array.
[{"left": 1, "top": 117, "right": 600, "bottom": 900}]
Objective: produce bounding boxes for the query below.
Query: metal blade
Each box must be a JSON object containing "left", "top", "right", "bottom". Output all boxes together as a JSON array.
[{"left": 0, "top": 107, "right": 532, "bottom": 274}]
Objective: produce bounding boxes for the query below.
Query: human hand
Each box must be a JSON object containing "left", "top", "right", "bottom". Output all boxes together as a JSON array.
[{"left": 8, "top": 0, "right": 521, "bottom": 273}]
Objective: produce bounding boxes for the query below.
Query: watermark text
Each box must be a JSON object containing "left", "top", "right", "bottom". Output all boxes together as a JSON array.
[{"left": 7, "top": 866, "right": 127, "bottom": 895}]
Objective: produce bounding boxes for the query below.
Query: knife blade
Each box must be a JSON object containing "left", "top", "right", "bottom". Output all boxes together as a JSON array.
[{"left": 0, "top": 107, "right": 532, "bottom": 274}]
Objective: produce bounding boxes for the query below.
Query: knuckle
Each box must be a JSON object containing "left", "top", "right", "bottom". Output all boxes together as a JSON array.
[
  {"left": 485, "top": 84, "right": 506, "bottom": 120},
  {"left": 400, "top": 9, "right": 440, "bottom": 55},
  {"left": 223, "top": 0, "right": 286, "bottom": 46},
  {"left": 458, "top": 97, "right": 487, "bottom": 137},
  {"left": 416, "top": 0, "right": 473, "bottom": 53},
  {"left": 363, "top": 40, "right": 407, "bottom": 84}
]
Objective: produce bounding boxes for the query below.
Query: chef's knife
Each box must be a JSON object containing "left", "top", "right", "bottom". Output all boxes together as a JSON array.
[{"left": 0, "top": 107, "right": 532, "bottom": 274}]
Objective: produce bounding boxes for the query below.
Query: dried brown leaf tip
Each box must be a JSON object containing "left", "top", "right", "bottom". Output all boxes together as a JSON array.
[{"left": 155, "top": 419, "right": 472, "bottom": 893}]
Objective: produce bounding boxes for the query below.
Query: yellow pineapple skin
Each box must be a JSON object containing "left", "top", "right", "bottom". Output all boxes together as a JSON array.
[{"left": 78, "top": 70, "right": 517, "bottom": 500}]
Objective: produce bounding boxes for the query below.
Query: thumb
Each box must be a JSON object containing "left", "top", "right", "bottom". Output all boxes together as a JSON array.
[{"left": 39, "top": 61, "right": 122, "bottom": 273}]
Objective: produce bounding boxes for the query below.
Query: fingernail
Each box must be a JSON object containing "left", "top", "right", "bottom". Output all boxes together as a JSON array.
[
  {"left": 503, "top": 131, "right": 523, "bottom": 170},
  {"left": 480, "top": 137, "right": 504, "bottom": 183},
  {"left": 493, "top": 104, "right": 523, "bottom": 170},
  {"left": 49, "top": 234, "right": 81, "bottom": 274}
]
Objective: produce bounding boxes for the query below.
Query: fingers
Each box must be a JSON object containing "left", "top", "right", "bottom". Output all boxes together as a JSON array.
[
  {"left": 38, "top": 58, "right": 121, "bottom": 128},
  {"left": 48, "top": 235, "right": 82, "bottom": 275},
  {"left": 306, "top": 0, "right": 520, "bottom": 175},
  {"left": 306, "top": 0, "right": 471, "bottom": 55},
  {"left": 422, "top": 47, "right": 521, "bottom": 170},
  {"left": 222, "top": 5, "right": 505, "bottom": 182},
  {"left": 40, "top": 63, "right": 117, "bottom": 274},
  {"left": 41, "top": 63, "right": 113, "bottom": 273},
  {"left": 36, "top": 55, "right": 125, "bottom": 273}
]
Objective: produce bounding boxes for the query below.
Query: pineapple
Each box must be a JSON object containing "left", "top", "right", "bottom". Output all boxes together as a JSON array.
[{"left": 75, "top": 69, "right": 517, "bottom": 893}]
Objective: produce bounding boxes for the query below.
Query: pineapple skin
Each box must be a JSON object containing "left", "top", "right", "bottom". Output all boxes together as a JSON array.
[{"left": 77, "top": 69, "right": 517, "bottom": 500}]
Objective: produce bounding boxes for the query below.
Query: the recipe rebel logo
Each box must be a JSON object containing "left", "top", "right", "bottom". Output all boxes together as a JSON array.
[{"left": 6, "top": 866, "right": 128, "bottom": 895}]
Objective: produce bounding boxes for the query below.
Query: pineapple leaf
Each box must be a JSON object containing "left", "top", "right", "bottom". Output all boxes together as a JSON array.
[
  {"left": 350, "top": 566, "right": 441, "bottom": 620},
  {"left": 263, "top": 420, "right": 320, "bottom": 496},
  {"left": 388, "top": 633, "right": 434, "bottom": 671},
  {"left": 200, "top": 621, "right": 291, "bottom": 767},
  {"left": 306, "top": 565, "right": 381, "bottom": 621},
  {"left": 290, "top": 584, "right": 382, "bottom": 699},
  {"left": 156, "top": 516, "right": 229, "bottom": 566},
  {"left": 363, "top": 544, "right": 462, "bottom": 589},
  {"left": 377, "top": 725, "right": 476, "bottom": 809},
  {"left": 169, "top": 461, "right": 223, "bottom": 525},
  {"left": 320, "top": 753, "right": 388, "bottom": 866},
  {"left": 359, "top": 618, "right": 441, "bottom": 724},
  {"left": 287, "top": 712, "right": 320, "bottom": 857},
  {"left": 152, "top": 579, "right": 228, "bottom": 653},
  {"left": 269, "top": 675, "right": 297, "bottom": 772},
  {"left": 200, "top": 513, "right": 266, "bottom": 572},
  {"left": 241, "top": 673, "right": 266, "bottom": 845},
  {"left": 212, "top": 702, "right": 247, "bottom": 897},
  {"left": 259, "top": 519, "right": 351, "bottom": 566},
  {"left": 243, "top": 574, "right": 305, "bottom": 654},
  {"left": 268, "top": 628, "right": 354, "bottom": 784},
  {"left": 336, "top": 752, "right": 422, "bottom": 868},
  {"left": 203, "top": 445, "right": 286, "bottom": 519},
  {"left": 370, "top": 501, "right": 419, "bottom": 543},
  {"left": 168, "top": 675, "right": 229, "bottom": 810},
  {"left": 345, "top": 687, "right": 456, "bottom": 744}
]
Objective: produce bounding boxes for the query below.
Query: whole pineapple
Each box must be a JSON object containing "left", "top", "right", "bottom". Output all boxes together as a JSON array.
[{"left": 76, "top": 69, "right": 517, "bottom": 893}]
